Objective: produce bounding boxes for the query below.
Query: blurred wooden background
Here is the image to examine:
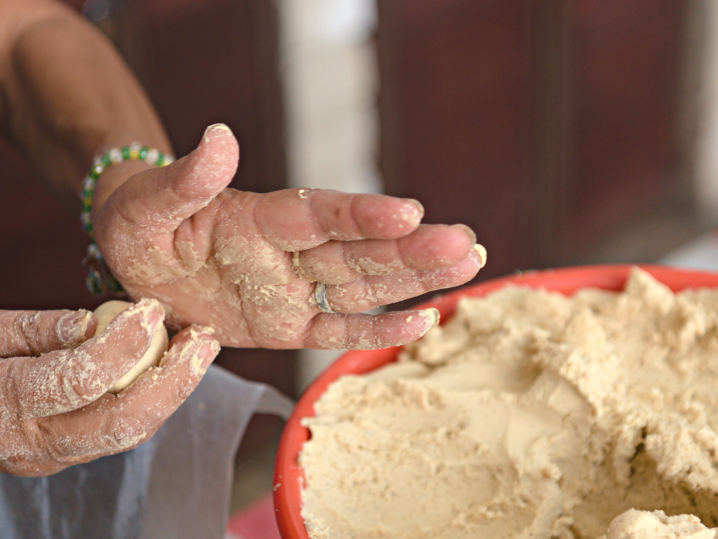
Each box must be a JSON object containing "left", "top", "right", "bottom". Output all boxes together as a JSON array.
[{"left": 378, "top": 0, "right": 694, "bottom": 285}]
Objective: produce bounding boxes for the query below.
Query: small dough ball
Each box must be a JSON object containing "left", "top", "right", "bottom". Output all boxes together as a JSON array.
[
  {"left": 93, "top": 300, "right": 169, "bottom": 394},
  {"left": 605, "top": 509, "right": 709, "bottom": 539}
]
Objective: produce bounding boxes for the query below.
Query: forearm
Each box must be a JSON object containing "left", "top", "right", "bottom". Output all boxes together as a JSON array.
[{"left": 0, "top": 0, "right": 171, "bottom": 211}]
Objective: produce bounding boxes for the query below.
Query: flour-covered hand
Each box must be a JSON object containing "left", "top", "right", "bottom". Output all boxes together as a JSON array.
[
  {"left": 94, "top": 124, "right": 485, "bottom": 349},
  {"left": 0, "top": 299, "right": 218, "bottom": 476}
]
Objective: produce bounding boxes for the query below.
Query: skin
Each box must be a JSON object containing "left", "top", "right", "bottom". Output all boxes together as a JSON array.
[
  {"left": 0, "top": 0, "right": 484, "bottom": 475},
  {"left": 0, "top": 299, "right": 218, "bottom": 476},
  {"left": 94, "top": 124, "right": 485, "bottom": 349}
]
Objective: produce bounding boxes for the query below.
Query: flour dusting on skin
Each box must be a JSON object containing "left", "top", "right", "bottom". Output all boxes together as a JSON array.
[
  {"left": 0, "top": 299, "right": 185, "bottom": 474},
  {"left": 11, "top": 299, "right": 162, "bottom": 419},
  {"left": 292, "top": 251, "right": 317, "bottom": 282},
  {"left": 184, "top": 326, "right": 218, "bottom": 376},
  {"left": 0, "top": 310, "right": 93, "bottom": 357},
  {"left": 350, "top": 257, "right": 403, "bottom": 276},
  {"left": 215, "top": 234, "right": 315, "bottom": 343},
  {"left": 298, "top": 256, "right": 349, "bottom": 285},
  {"left": 300, "top": 268, "right": 718, "bottom": 538}
]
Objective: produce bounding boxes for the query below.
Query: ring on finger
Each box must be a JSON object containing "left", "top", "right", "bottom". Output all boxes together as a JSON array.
[{"left": 314, "top": 282, "right": 336, "bottom": 314}]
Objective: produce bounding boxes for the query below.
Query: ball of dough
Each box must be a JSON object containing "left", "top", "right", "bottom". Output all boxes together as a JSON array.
[
  {"left": 93, "top": 300, "right": 169, "bottom": 394},
  {"left": 606, "top": 509, "right": 682, "bottom": 539}
]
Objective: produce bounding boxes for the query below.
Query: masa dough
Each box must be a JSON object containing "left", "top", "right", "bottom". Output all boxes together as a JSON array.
[
  {"left": 603, "top": 509, "right": 716, "bottom": 539},
  {"left": 94, "top": 300, "right": 168, "bottom": 393},
  {"left": 299, "top": 268, "right": 718, "bottom": 538}
]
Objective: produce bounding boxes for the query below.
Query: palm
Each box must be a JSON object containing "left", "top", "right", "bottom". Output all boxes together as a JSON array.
[
  {"left": 111, "top": 190, "right": 321, "bottom": 348},
  {"left": 95, "top": 126, "right": 483, "bottom": 349}
]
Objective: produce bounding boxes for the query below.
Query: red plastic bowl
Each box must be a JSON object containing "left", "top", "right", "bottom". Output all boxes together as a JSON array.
[{"left": 272, "top": 264, "right": 718, "bottom": 539}]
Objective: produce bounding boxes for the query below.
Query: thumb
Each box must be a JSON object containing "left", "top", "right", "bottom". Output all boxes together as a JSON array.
[{"left": 102, "top": 124, "right": 239, "bottom": 234}]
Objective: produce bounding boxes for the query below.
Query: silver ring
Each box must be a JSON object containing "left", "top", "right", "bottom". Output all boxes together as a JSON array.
[{"left": 314, "top": 282, "right": 335, "bottom": 314}]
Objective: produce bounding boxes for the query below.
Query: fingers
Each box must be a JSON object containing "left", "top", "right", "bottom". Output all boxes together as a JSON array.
[
  {"left": 102, "top": 123, "right": 239, "bottom": 234},
  {"left": 0, "top": 309, "right": 96, "bottom": 357},
  {"left": 34, "top": 327, "right": 219, "bottom": 460},
  {"left": 304, "top": 309, "right": 440, "bottom": 349},
  {"left": 2, "top": 299, "right": 164, "bottom": 420},
  {"left": 300, "top": 248, "right": 480, "bottom": 349},
  {"left": 252, "top": 188, "right": 425, "bottom": 252},
  {"left": 328, "top": 249, "right": 483, "bottom": 313},
  {"left": 294, "top": 224, "right": 477, "bottom": 285}
]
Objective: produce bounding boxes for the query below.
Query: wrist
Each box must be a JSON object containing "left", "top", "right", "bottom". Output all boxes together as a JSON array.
[
  {"left": 80, "top": 143, "right": 175, "bottom": 296},
  {"left": 90, "top": 159, "right": 152, "bottom": 218},
  {"left": 80, "top": 143, "right": 175, "bottom": 234}
]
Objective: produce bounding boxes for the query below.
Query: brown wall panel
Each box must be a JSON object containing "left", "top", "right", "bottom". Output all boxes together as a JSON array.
[
  {"left": 378, "top": 0, "right": 535, "bottom": 283},
  {"left": 378, "top": 0, "right": 687, "bottom": 282},
  {"left": 561, "top": 0, "right": 683, "bottom": 257}
]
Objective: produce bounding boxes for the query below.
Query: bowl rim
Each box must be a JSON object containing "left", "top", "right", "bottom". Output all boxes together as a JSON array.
[{"left": 272, "top": 263, "right": 718, "bottom": 539}]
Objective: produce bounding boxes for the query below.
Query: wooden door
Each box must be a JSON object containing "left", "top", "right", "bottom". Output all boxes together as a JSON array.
[{"left": 377, "top": 0, "right": 689, "bottom": 291}]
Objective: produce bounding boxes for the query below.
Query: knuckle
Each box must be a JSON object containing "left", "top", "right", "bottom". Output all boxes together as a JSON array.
[
  {"left": 176, "top": 381, "right": 194, "bottom": 401},
  {"left": 33, "top": 418, "right": 74, "bottom": 462},
  {"left": 107, "top": 416, "right": 147, "bottom": 451},
  {"left": 56, "top": 359, "right": 105, "bottom": 405},
  {"left": 4, "top": 354, "right": 104, "bottom": 421},
  {"left": 13, "top": 312, "right": 41, "bottom": 355},
  {"left": 4, "top": 361, "right": 28, "bottom": 418},
  {"left": 0, "top": 393, "right": 80, "bottom": 474}
]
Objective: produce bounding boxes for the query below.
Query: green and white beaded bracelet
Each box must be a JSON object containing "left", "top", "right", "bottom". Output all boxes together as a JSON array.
[
  {"left": 80, "top": 143, "right": 174, "bottom": 295},
  {"left": 80, "top": 143, "right": 174, "bottom": 237}
]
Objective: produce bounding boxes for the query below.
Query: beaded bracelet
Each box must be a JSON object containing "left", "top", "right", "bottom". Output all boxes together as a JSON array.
[{"left": 80, "top": 143, "right": 174, "bottom": 295}]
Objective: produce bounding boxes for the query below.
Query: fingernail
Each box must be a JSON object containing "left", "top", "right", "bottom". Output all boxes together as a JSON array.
[
  {"left": 418, "top": 308, "right": 440, "bottom": 331},
  {"left": 199, "top": 339, "right": 221, "bottom": 369},
  {"left": 192, "top": 325, "right": 216, "bottom": 336},
  {"left": 132, "top": 298, "right": 165, "bottom": 335},
  {"left": 473, "top": 244, "right": 487, "bottom": 268},
  {"left": 56, "top": 310, "right": 93, "bottom": 348},
  {"left": 403, "top": 199, "right": 425, "bottom": 221},
  {"left": 292, "top": 251, "right": 316, "bottom": 282},
  {"left": 203, "top": 123, "right": 232, "bottom": 141},
  {"left": 451, "top": 224, "right": 477, "bottom": 246},
  {"left": 187, "top": 337, "right": 220, "bottom": 376}
]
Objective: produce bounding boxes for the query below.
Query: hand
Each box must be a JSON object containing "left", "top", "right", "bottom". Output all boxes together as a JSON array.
[
  {"left": 0, "top": 299, "right": 219, "bottom": 476},
  {"left": 94, "top": 124, "right": 485, "bottom": 350}
]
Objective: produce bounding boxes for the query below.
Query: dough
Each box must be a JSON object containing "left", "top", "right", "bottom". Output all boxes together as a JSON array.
[
  {"left": 94, "top": 300, "right": 169, "bottom": 393},
  {"left": 603, "top": 509, "right": 717, "bottom": 539},
  {"left": 299, "top": 268, "right": 718, "bottom": 539}
]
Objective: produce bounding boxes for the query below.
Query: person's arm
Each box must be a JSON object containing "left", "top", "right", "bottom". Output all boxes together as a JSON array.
[{"left": 0, "top": 0, "right": 170, "bottom": 210}]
